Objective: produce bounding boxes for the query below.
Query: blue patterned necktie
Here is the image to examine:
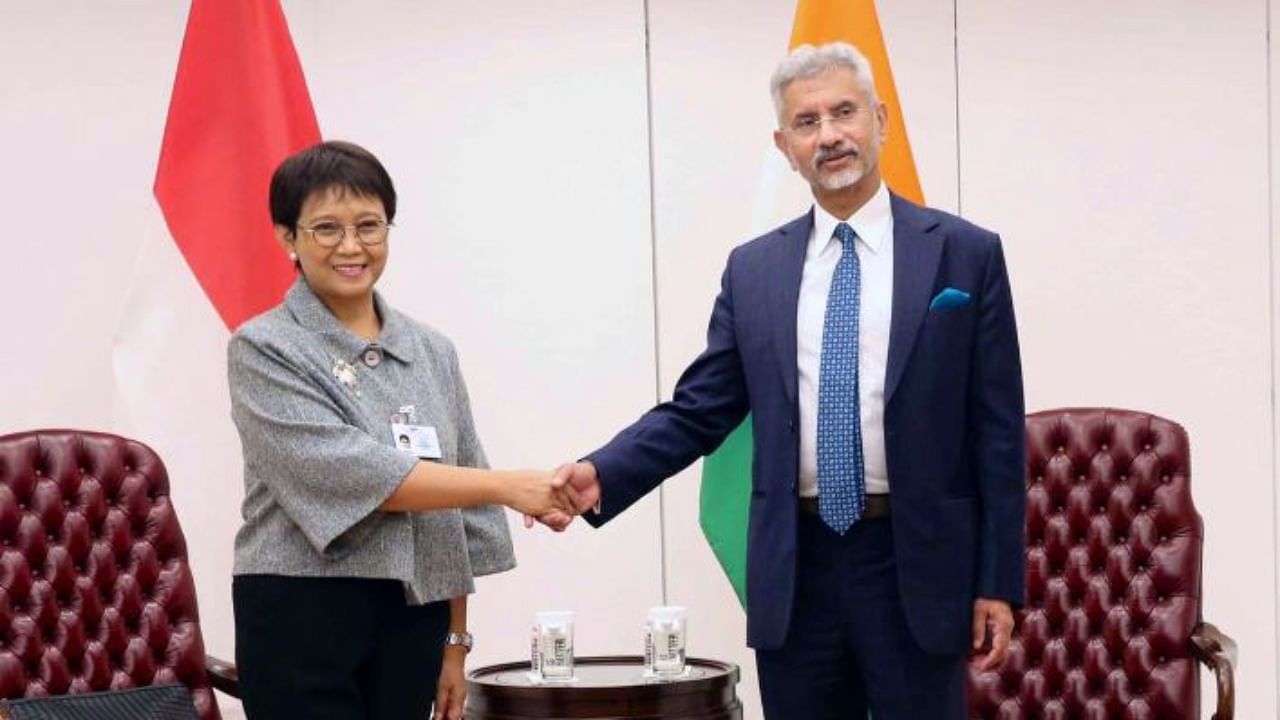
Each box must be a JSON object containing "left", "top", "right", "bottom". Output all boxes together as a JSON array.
[{"left": 816, "top": 222, "right": 865, "bottom": 534}]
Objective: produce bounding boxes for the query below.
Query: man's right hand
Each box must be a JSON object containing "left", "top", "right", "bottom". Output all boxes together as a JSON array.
[{"left": 524, "top": 461, "right": 601, "bottom": 531}]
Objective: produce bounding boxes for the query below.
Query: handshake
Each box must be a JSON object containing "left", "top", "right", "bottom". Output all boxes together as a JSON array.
[{"left": 506, "top": 461, "right": 602, "bottom": 532}]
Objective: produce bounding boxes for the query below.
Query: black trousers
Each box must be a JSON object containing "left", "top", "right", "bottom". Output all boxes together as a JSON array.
[
  {"left": 755, "top": 514, "right": 967, "bottom": 720},
  {"left": 233, "top": 575, "right": 450, "bottom": 720}
]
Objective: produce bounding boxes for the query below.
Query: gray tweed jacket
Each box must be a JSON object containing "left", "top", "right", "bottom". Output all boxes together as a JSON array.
[{"left": 227, "top": 278, "right": 515, "bottom": 604}]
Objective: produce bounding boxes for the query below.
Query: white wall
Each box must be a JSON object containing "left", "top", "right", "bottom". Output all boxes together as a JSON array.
[
  {"left": 0, "top": 1, "right": 1274, "bottom": 718},
  {"left": 0, "top": 3, "right": 185, "bottom": 428},
  {"left": 957, "top": 3, "right": 1274, "bottom": 716}
]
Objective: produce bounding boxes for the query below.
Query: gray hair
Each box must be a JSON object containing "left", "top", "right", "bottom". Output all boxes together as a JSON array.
[{"left": 770, "top": 42, "right": 879, "bottom": 122}]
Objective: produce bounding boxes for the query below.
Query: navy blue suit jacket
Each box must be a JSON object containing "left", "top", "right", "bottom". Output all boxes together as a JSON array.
[{"left": 586, "top": 194, "right": 1026, "bottom": 654}]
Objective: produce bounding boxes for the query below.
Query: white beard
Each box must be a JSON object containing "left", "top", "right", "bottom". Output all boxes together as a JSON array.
[{"left": 816, "top": 165, "right": 865, "bottom": 191}]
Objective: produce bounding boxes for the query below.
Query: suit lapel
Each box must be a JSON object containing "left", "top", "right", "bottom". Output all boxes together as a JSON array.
[
  {"left": 885, "top": 193, "right": 943, "bottom": 404},
  {"left": 768, "top": 209, "right": 812, "bottom": 408}
]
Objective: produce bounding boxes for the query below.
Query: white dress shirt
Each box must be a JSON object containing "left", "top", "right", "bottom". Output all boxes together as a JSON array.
[{"left": 797, "top": 183, "right": 894, "bottom": 498}]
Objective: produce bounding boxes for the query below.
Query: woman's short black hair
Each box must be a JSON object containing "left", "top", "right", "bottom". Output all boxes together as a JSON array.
[{"left": 269, "top": 140, "right": 397, "bottom": 231}]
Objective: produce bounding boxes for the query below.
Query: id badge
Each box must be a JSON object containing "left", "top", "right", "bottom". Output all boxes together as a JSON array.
[{"left": 391, "top": 423, "right": 442, "bottom": 460}]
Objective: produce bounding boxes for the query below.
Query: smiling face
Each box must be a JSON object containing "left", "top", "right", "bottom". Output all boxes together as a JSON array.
[
  {"left": 279, "top": 185, "right": 388, "bottom": 313},
  {"left": 773, "top": 66, "right": 887, "bottom": 200}
]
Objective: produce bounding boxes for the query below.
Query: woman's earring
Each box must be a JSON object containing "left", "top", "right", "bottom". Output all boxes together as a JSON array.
[{"left": 289, "top": 252, "right": 298, "bottom": 262}]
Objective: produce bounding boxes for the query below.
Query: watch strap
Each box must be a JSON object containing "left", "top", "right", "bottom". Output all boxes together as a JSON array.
[{"left": 444, "top": 631, "right": 473, "bottom": 652}]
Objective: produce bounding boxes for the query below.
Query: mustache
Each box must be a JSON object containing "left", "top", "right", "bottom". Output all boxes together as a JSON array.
[{"left": 813, "top": 144, "right": 859, "bottom": 169}]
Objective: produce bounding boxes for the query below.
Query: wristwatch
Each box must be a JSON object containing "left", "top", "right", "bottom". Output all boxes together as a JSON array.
[{"left": 444, "top": 631, "right": 474, "bottom": 652}]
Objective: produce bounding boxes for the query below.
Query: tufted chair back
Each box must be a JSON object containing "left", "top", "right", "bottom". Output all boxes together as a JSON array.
[
  {"left": 0, "top": 430, "right": 219, "bottom": 719},
  {"left": 968, "top": 408, "right": 1216, "bottom": 719}
]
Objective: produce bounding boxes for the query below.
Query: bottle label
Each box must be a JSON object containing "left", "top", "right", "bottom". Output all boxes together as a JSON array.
[
  {"left": 530, "top": 626, "right": 541, "bottom": 675},
  {"left": 538, "top": 627, "right": 573, "bottom": 678},
  {"left": 650, "top": 621, "right": 685, "bottom": 674}
]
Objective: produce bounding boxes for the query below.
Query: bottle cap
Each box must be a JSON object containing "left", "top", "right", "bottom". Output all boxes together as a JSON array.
[
  {"left": 536, "top": 610, "right": 575, "bottom": 628},
  {"left": 648, "top": 605, "right": 687, "bottom": 622}
]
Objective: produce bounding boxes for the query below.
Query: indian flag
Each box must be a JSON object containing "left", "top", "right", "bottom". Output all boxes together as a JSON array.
[{"left": 698, "top": 0, "right": 925, "bottom": 607}]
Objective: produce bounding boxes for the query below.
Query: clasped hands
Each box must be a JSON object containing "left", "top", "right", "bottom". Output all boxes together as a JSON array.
[{"left": 515, "top": 461, "right": 600, "bottom": 531}]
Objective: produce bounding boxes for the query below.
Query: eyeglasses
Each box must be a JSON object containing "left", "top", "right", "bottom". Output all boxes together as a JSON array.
[
  {"left": 297, "top": 219, "right": 391, "bottom": 248},
  {"left": 785, "top": 105, "right": 861, "bottom": 139}
]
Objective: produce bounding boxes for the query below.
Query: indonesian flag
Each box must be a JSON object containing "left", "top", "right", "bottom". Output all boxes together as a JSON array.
[
  {"left": 698, "top": 0, "right": 925, "bottom": 607},
  {"left": 154, "top": 0, "right": 320, "bottom": 330},
  {"left": 111, "top": 1, "right": 319, "bottom": 712}
]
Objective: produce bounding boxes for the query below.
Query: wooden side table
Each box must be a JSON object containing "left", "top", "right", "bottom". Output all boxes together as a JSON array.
[{"left": 465, "top": 655, "right": 742, "bottom": 719}]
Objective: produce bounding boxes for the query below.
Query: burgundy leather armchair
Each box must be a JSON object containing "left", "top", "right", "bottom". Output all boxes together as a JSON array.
[
  {"left": 0, "top": 430, "right": 238, "bottom": 719},
  {"left": 968, "top": 408, "right": 1237, "bottom": 719}
]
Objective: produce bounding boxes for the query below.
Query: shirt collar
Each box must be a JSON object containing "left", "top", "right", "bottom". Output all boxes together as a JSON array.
[
  {"left": 283, "top": 277, "right": 417, "bottom": 363},
  {"left": 809, "top": 182, "right": 893, "bottom": 256}
]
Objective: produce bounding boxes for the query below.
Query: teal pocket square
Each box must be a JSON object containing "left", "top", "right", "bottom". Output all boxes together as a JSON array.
[{"left": 929, "top": 287, "right": 971, "bottom": 311}]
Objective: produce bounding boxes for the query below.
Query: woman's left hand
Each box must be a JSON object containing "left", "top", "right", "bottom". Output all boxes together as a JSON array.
[{"left": 434, "top": 646, "right": 468, "bottom": 720}]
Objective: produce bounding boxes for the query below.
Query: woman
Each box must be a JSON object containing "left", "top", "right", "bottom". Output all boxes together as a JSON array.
[{"left": 227, "top": 140, "right": 571, "bottom": 719}]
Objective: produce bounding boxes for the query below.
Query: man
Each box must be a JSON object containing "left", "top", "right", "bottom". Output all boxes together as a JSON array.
[{"left": 542, "top": 42, "right": 1025, "bottom": 719}]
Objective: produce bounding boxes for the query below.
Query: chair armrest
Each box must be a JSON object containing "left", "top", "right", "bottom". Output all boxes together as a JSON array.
[
  {"left": 1189, "top": 621, "right": 1236, "bottom": 720},
  {"left": 206, "top": 654, "right": 240, "bottom": 698}
]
